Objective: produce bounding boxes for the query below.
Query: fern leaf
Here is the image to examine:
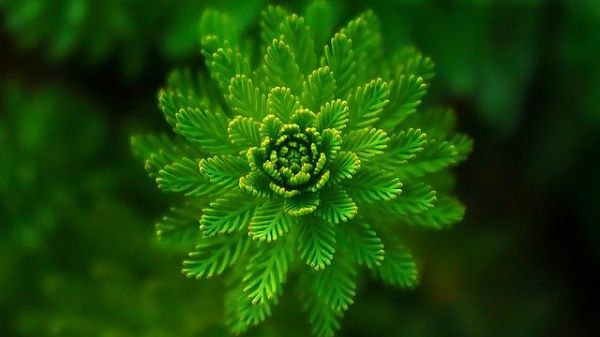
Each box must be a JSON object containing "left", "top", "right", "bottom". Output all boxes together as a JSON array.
[
  {"left": 199, "top": 154, "right": 249, "bottom": 189},
  {"left": 199, "top": 9, "right": 240, "bottom": 47},
  {"left": 339, "top": 222, "right": 384, "bottom": 269},
  {"left": 304, "top": 0, "right": 336, "bottom": 49},
  {"left": 156, "top": 203, "right": 203, "bottom": 249},
  {"left": 400, "top": 107, "right": 457, "bottom": 140},
  {"left": 343, "top": 128, "right": 389, "bottom": 160},
  {"left": 329, "top": 151, "right": 361, "bottom": 182},
  {"left": 376, "top": 244, "right": 418, "bottom": 289},
  {"left": 228, "top": 116, "right": 262, "bottom": 148},
  {"left": 314, "top": 187, "right": 357, "bottom": 224},
  {"left": 342, "top": 11, "right": 382, "bottom": 82},
  {"left": 260, "top": 5, "right": 289, "bottom": 52},
  {"left": 263, "top": 39, "right": 303, "bottom": 93},
  {"left": 157, "top": 157, "right": 217, "bottom": 196},
  {"left": 297, "top": 216, "right": 336, "bottom": 270},
  {"left": 226, "top": 283, "right": 275, "bottom": 334},
  {"left": 348, "top": 78, "right": 390, "bottom": 130},
  {"left": 403, "top": 196, "right": 465, "bottom": 229},
  {"left": 448, "top": 134, "right": 474, "bottom": 163},
  {"left": 280, "top": 14, "right": 317, "bottom": 74},
  {"left": 304, "top": 296, "right": 342, "bottom": 337},
  {"left": 243, "top": 239, "right": 292, "bottom": 304},
  {"left": 316, "top": 99, "right": 350, "bottom": 131},
  {"left": 323, "top": 33, "right": 356, "bottom": 97},
  {"left": 393, "top": 46, "right": 435, "bottom": 81},
  {"left": 200, "top": 191, "right": 258, "bottom": 236},
  {"left": 375, "top": 128, "right": 427, "bottom": 170},
  {"left": 380, "top": 183, "right": 437, "bottom": 216},
  {"left": 313, "top": 257, "right": 357, "bottom": 311},
  {"left": 302, "top": 66, "right": 336, "bottom": 111},
  {"left": 267, "top": 86, "right": 299, "bottom": 121},
  {"left": 228, "top": 75, "right": 267, "bottom": 118},
  {"left": 203, "top": 41, "right": 251, "bottom": 92},
  {"left": 175, "top": 107, "right": 231, "bottom": 154},
  {"left": 250, "top": 199, "right": 299, "bottom": 242},
  {"left": 291, "top": 108, "right": 317, "bottom": 130},
  {"left": 380, "top": 75, "right": 427, "bottom": 130},
  {"left": 320, "top": 128, "right": 342, "bottom": 160},
  {"left": 343, "top": 167, "right": 402, "bottom": 203},
  {"left": 183, "top": 235, "right": 250, "bottom": 279},
  {"left": 284, "top": 191, "right": 320, "bottom": 216},
  {"left": 395, "top": 140, "right": 459, "bottom": 179}
]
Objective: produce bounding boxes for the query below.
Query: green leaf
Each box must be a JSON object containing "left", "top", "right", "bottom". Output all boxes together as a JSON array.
[
  {"left": 301, "top": 66, "right": 336, "bottom": 111},
  {"left": 339, "top": 222, "right": 384, "bottom": 269},
  {"left": 239, "top": 170, "right": 274, "bottom": 198},
  {"left": 393, "top": 46, "right": 435, "bottom": 82},
  {"left": 343, "top": 128, "right": 389, "bottom": 160},
  {"left": 199, "top": 154, "right": 249, "bottom": 189},
  {"left": 157, "top": 157, "right": 218, "bottom": 196},
  {"left": 448, "top": 134, "right": 474, "bottom": 163},
  {"left": 158, "top": 70, "right": 209, "bottom": 129},
  {"left": 304, "top": 295, "right": 342, "bottom": 337},
  {"left": 343, "top": 167, "right": 402, "bottom": 203},
  {"left": 403, "top": 196, "right": 465, "bottom": 229},
  {"left": 175, "top": 107, "right": 231, "bottom": 154},
  {"left": 380, "top": 183, "right": 437, "bottom": 216},
  {"left": 225, "top": 282, "right": 275, "bottom": 334},
  {"left": 228, "top": 116, "right": 261, "bottom": 147},
  {"left": 377, "top": 244, "right": 418, "bottom": 289},
  {"left": 395, "top": 140, "right": 459, "bottom": 179},
  {"left": 260, "top": 5, "right": 289, "bottom": 52},
  {"left": 285, "top": 191, "right": 320, "bottom": 216},
  {"left": 182, "top": 235, "right": 250, "bottom": 279},
  {"left": 323, "top": 33, "right": 356, "bottom": 97},
  {"left": 329, "top": 151, "right": 361, "bottom": 182},
  {"left": 228, "top": 75, "right": 266, "bottom": 118},
  {"left": 243, "top": 239, "right": 292, "bottom": 304},
  {"left": 249, "top": 199, "right": 299, "bottom": 242},
  {"left": 316, "top": 99, "right": 349, "bottom": 131},
  {"left": 290, "top": 108, "right": 316, "bottom": 129},
  {"left": 379, "top": 75, "right": 427, "bottom": 130},
  {"left": 297, "top": 216, "right": 336, "bottom": 270},
  {"left": 267, "top": 86, "right": 299, "bottom": 121},
  {"left": 200, "top": 191, "right": 258, "bottom": 236},
  {"left": 156, "top": 203, "right": 203, "bottom": 250},
  {"left": 203, "top": 40, "right": 251, "bottom": 92},
  {"left": 131, "top": 134, "right": 198, "bottom": 178},
  {"left": 342, "top": 11, "right": 382, "bottom": 82},
  {"left": 305, "top": 0, "right": 336, "bottom": 49},
  {"left": 313, "top": 257, "right": 357, "bottom": 311},
  {"left": 320, "top": 128, "right": 342, "bottom": 160},
  {"left": 400, "top": 107, "right": 456, "bottom": 140},
  {"left": 200, "top": 9, "right": 240, "bottom": 48},
  {"left": 314, "top": 187, "right": 357, "bottom": 224},
  {"left": 348, "top": 78, "right": 390, "bottom": 130},
  {"left": 263, "top": 39, "right": 303, "bottom": 93},
  {"left": 374, "top": 128, "right": 427, "bottom": 170},
  {"left": 280, "top": 14, "right": 317, "bottom": 74}
]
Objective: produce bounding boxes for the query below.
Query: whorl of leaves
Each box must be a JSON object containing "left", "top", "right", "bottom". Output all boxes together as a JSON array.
[{"left": 132, "top": 2, "right": 472, "bottom": 336}]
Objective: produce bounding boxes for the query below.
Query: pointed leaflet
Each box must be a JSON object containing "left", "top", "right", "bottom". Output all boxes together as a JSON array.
[
  {"left": 267, "top": 86, "right": 299, "bottom": 121},
  {"left": 249, "top": 198, "right": 298, "bottom": 242},
  {"left": 304, "top": 294, "right": 342, "bottom": 337},
  {"left": 329, "top": 151, "right": 361, "bottom": 182},
  {"left": 374, "top": 128, "right": 427, "bottom": 170},
  {"left": 297, "top": 216, "right": 336, "bottom": 270},
  {"left": 376, "top": 243, "right": 419, "bottom": 289},
  {"left": 131, "top": 134, "right": 198, "bottom": 178},
  {"left": 347, "top": 78, "right": 390, "bottom": 130},
  {"left": 175, "top": 107, "right": 231, "bottom": 154},
  {"left": 313, "top": 257, "right": 357, "bottom": 311},
  {"left": 394, "top": 140, "right": 459, "bottom": 180},
  {"left": 243, "top": 238, "right": 292, "bottom": 304},
  {"left": 290, "top": 108, "right": 317, "bottom": 130},
  {"left": 284, "top": 191, "right": 320, "bottom": 216},
  {"left": 343, "top": 128, "right": 389, "bottom": 160},
  {"left": 228, "top": 75, "right": 266, "bottom": 118},
  {"left": 202, "top": 39, "right": 251, "bottom": 92},
  {"left": 301, "top": 66, "right": 336, "bottom": 111},
  {"left": 338, "top": 222, "right": 384, "bottom": 269},
  {"left": 280, "top": 14, "right": 317, "bottom": 74},
  {"left": 239, "top": 170, "right": 273, "bottom": 198},
  {"left": 393, "top": 46, "right": 435, "bottom": 82},
  {"left": 199, "top": 154, "right": 249, "bottom": 189},
  {"left": 342, "top": 11, "right": 383, "bottom": 82},
  {"left": 183, "top": 235, "right": 250, "bottom": 279},
  {"left": 157, "top": 157, "right": 219, "bottom": 196},
  {"left": 320, "top": 128, "right": 342, "bottom": 160},
  {"left": 156, "top": 203, "right": 203, "bottom": 250},
  {"left": 402, "top": 107, "right": 457, "bottom": 140},
  {"left": 343, "top": 167, "right": 402, "bottom": 204},
  {"left": 379, "top": 183, "right": 437, "bottom": 216},
  {"left": 379, "top": 75, "right": 427, "bottom": 130},
  {"left": 314, "top": 187, "right": 357, "bottom": 224},
  {"left": 225, "top": 281, "right": 275, "bottom": 334},
  {"left": 228, "top": 116, "right": 261, "bottom": 147},
  {"left": 403, "top": 196, "right": 465, "bottom": 229},
  {"left": 263, "top": 39, "right": 303, "bottom": 93},
  {"left": 260, "top": 5, "right": 289, "bottom": 52},
  {"left": 323, "top": 33, "right": 356, "bottom": 97},
  {"left": 159, "top": 70, "right": 208, "bottom": 129},
  {"left": 200, "top": 190, "right": 259, "bottom": 237},
  {"left": 316, "top": 99, "right": 349, "bottom": 131}
]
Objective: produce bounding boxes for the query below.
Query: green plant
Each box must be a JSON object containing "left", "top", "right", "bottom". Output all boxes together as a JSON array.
[{"left": 132, "top": 2, "right": 472, "bottom": 336}]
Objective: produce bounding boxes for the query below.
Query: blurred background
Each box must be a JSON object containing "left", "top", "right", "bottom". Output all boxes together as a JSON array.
[{"left": 0, "top": 0, "right": 598, "bottom": 336}]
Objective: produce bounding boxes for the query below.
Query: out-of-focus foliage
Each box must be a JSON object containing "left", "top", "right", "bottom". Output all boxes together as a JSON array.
[{"left": 0, "top": 0, "right": 264, "bottom": 76}]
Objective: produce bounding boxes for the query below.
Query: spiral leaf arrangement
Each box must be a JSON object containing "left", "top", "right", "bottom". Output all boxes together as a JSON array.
[{"left": 132, "top": 2, "right": 472, "bottom": 336}]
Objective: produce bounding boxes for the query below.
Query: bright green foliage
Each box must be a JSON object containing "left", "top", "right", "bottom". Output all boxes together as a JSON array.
[{"left": 133, "top": 2, "right": 472, "bottom": 336}]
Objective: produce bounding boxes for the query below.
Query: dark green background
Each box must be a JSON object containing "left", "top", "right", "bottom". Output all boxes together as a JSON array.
[{"left": 1, "top": 0, "right": 598, "bottom": 336}]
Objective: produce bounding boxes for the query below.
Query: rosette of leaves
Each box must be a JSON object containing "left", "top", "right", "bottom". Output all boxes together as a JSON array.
[{"left": 132, "top": 2, "right": 472, "bottom": 336}]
